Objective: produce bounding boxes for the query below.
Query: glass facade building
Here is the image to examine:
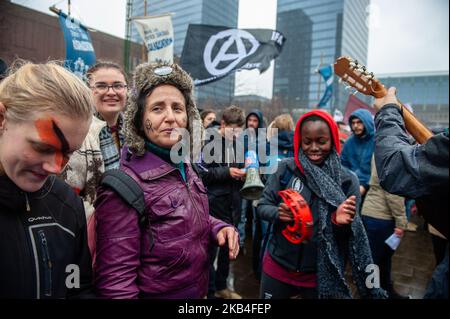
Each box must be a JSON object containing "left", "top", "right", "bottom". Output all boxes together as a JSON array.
[
  {"left": 273, "top": 0, "right": 370, "bottom": 116},
  {"left": 378, "top": 71, "right": 449, "bottom": 128},
  {"left": 130, "top": 0, "right": 239, "bottom": 108}
]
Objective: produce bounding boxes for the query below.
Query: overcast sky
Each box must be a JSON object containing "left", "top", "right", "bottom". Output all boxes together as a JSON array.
[
  {"left": 12, "top": 0, "right": 449, "bottom": 97},
  {"left": 367, "top": 0, "right": 449, "bottom": 75}
]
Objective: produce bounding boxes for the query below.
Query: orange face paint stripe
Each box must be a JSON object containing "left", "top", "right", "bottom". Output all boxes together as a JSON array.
[
  {"left": 34, "top": 118, "right": 70, "bottom": 172},
  {"left": 35, "top": 118, "right": 61, "bottom": 148}
]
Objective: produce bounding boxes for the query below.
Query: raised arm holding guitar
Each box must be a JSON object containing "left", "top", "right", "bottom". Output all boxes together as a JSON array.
[{"left": 335, "top": 56, "right": 448, "bottom": 299}]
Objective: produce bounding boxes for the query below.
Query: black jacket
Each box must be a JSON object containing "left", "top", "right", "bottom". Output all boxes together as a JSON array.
[
  {"left": 0, "top": 175, "right": 93, "bottom": 299},
  {"left": 374, "top": 105, "right": 449, "bottom": 238},
  {"left": 257, "top": 159, "right": 358, "bottom": 272},
  {"left": 199, "top": 133, "right": 244, "bottom": 225},
  {"left": 243, "top": 109, "right": 268, "bottom": 160}
]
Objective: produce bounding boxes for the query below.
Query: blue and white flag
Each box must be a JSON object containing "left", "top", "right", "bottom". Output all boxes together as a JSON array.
[
  {"left": 57, "top": 12, "right": 96, "bottom": 81},
  {"left": 317, "top": 64, "right": 333, "bottom": 108},
  {"left": 133, "top": 13, "right": 174, "bottom": 64}
]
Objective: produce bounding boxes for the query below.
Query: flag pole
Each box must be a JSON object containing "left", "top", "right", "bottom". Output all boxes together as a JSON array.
[
  {"left": 315, "top": 52, "right": 323, "bottom": 109},
  {"left": 331, "top": 73, "right": 336, "bottom": 117},
  {"left": 49, "top": 5, "right": 60, "bottom": 15},
  {"left": 49, "top": 5, "right": 89, "bottom": 29},
  {"left": 141, "top": 0, "right": 148, "bottom": 62},
  {"left": 124, "top": 0, "right": 133, "bottom": 74}
]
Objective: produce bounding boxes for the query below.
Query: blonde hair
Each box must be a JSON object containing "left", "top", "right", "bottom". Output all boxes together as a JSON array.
[
  {"left": 267, "top": 120, "right": 275, "bottom": 141},
  {"left": 272, "top": 114, "right": 294, "bottom": 132},
  {"left": 267, "top": 114, "right": 294, "bottom": 140},
  {"left": 0, "top": 60, "right": 94, "bottom": 123}
]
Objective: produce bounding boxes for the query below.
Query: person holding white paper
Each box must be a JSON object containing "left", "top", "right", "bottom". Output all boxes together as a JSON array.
[{"left": 362, "top": 155, "right": 409, "bottom": 299}]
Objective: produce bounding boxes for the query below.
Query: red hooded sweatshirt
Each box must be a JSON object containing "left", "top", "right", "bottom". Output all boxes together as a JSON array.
[
  {"left": 293, "top": 110, "right": 341, "bottom": 174},
  {"left": 262, "top": 110, "right": 343, "bottom": 287}
]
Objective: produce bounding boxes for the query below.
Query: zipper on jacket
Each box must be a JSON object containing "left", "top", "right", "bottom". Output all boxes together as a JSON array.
[
  {"left": 25, "top": 193, "right": 31, "bottom": 212},
  {"left": 38, "top": 230, "right": 53, "bottom": 297},
  {"left": 174, "top": 166, "right": 204, "bottom": 228},
  {"left": 184, "top": 179, "right": 206, "bottom": 230}
]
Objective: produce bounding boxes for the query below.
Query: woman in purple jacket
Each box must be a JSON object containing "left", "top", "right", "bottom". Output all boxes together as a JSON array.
[{"left": 93, "top": 62, "right": 239, "bottom": 299}]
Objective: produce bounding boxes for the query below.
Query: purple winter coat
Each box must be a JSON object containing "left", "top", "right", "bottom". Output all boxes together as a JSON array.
[{"left": 93, "top": 150, "right": 230, "bottom": 299}]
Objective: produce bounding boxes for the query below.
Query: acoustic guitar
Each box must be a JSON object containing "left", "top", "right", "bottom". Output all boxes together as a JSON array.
[
  {"left": 335, "top": 57, "right": 450, "bottom": 238},
  {"left": 333, "top": 56, "right": 433, "bottom": 144}
]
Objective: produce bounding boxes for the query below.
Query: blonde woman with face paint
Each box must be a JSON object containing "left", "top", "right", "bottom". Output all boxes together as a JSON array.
[
  {"left": 93, "top": 63, "right": 239, "bottom": 299},
  {"left": 0, "top": 61, "right": 94, "bottom": 298}
]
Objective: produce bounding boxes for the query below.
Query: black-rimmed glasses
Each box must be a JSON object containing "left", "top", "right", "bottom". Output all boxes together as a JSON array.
[{"left": 91, "top": 83, "right": 128, "bottom": 93}]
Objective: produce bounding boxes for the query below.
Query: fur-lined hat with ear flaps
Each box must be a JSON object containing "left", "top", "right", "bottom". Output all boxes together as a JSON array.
[{"left": 124, "top": 62, "right": 203, "bottom": 158}]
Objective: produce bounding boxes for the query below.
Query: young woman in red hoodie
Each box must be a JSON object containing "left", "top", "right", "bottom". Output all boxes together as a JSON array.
[{"left": 257, "top": 110, "right": 386, "bottom": 299}]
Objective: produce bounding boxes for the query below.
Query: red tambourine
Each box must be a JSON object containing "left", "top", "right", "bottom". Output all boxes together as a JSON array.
[{"left": 278, "top": 189, "right": 313, "bottom": 244}]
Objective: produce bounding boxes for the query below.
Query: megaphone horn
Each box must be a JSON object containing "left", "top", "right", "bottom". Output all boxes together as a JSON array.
[{"left": 240, "top": 167, "right": 265, "bottom": 200}]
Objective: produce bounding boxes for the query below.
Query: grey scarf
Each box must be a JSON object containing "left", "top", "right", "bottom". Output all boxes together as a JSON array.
[{"left": 298, "top": 149, "right": 387, "bottom": 299}]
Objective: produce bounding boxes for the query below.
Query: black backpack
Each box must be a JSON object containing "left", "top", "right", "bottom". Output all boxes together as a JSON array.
[{"left": 100, "top": 169, "right": 154, "bottom": 251}]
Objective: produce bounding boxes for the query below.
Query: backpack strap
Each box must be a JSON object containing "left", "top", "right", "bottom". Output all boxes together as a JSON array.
[{"left": 100, "top": 169, "right": 154, "bottom": 251}]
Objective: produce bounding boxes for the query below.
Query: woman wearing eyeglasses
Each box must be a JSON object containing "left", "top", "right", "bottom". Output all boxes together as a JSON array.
[{"left": 61, "top": 61, "right": 128, "bottom": 256}]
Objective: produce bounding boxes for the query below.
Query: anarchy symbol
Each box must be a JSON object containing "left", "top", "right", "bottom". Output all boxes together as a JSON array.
[{"left": 203, "top": 29, "right": 260, "bottom": 77}]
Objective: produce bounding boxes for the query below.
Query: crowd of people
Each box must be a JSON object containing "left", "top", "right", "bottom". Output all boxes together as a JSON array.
[{"left": 0, "top": 60, "right": 447, "bottom": 299}]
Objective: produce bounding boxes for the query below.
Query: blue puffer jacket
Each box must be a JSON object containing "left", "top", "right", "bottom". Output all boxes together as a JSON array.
[
  {"left": 341, "top": 109, "right": 375, "bottom": 189},
  {"left": 266, "top": 131, "right": 294, "bottom": 174},
  {"left": 274, "top": 130, "right": 294, "bottom": 159}
]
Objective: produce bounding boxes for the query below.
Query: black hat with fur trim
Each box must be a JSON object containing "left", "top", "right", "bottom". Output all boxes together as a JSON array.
[{"left": 124, "top": 62, "right": 203, "bottom": 158}]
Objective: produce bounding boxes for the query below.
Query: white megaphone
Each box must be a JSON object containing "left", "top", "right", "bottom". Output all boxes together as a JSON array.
[{"left": 239, "top": 150, "right": 265, "bottom": 200}]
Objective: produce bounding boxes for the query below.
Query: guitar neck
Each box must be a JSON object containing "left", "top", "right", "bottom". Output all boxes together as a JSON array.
[
  {"left": 333, "top": 56, "right": 434, "bottom": 144},
  {"left": 398, "top": 101, "right": 433, "bottom": 144}
]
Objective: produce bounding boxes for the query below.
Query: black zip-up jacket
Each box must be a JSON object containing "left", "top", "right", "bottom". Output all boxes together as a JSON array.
[
  {"left": 0, "top": 175, "right": 93, "bottom": 299},
  {"left": 374, "top": 104, "right": 449, "bottom": 238},
  {"left": 199, "top": 133, "right": 244, "bottom": 225}
]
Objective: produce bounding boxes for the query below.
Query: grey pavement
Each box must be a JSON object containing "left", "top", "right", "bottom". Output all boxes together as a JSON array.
[{"left": 230, "top": 213, "right": 436, "bottom": 299}]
